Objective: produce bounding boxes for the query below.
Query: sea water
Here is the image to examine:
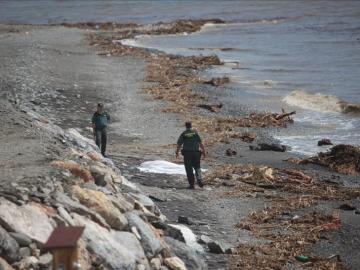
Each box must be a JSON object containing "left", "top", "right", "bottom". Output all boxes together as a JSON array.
[{"left": 1, "top": 0, "right": 359, "bottom": 155}]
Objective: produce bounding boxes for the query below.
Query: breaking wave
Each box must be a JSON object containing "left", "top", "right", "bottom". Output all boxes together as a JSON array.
[{"left": 283, "top": 90, "right": 360, "bottom": 114}]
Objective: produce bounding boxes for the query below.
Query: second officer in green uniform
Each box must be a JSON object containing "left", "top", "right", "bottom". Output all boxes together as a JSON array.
[{"left": 176, "top": 122, "right": 206, "bottom": 189}]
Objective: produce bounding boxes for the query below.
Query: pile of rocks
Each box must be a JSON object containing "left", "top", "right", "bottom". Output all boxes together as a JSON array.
[{"left": 0, "top": 108, "right": 205, "bottom": 270}]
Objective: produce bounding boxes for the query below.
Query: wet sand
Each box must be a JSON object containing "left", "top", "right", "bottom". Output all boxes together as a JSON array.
[{"left": 1, "top": 23, "right": 359, "bottom": 270}]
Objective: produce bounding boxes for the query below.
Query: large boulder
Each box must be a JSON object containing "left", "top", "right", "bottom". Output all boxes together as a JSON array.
[
  {"left": 0, "top": 226, "right": 20, "bottom": 263},
  {"left": 0, "top": 198, "right": 53, "bottom": 244},
  {"left": 0, "top": 257, "right": 15, "bottom": 270},
  {"left": 52, "top": 191, "right": 109, "bottom": 228},
  {"left": 73, "top": 214, "right": 146, "bottom": 270},
  {"left": 165, "top": 237, "right": 206, "bottom": 270},
  {"left": 125, "top": 212, "right": 163, "bottom": 258},
  {"left": 71, "top": 186, "right": 128, "bottom": 230},
  {"left": 109, "top": 194, "right": 134, "bottom": 213}
]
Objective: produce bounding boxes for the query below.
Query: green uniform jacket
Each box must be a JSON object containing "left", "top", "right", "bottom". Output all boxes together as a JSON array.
[
  {"left": 92, "top": 112, "right": 110, "bottom": 130},
  {"left": 177, "top": 129, "right": 202, "bottom": 152}
]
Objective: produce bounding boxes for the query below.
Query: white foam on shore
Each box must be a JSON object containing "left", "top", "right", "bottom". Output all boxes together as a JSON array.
[
  {"left": 283, "top": 89, "right": 360, "bottom": 114},
  {"left": 169, "top": 224, "right": 204, "bottom": 252}
]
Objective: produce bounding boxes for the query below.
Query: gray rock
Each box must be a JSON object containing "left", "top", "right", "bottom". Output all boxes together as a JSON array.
[
  {"left": 0, "top": 198, "right": 53, "bottom": 244},
  {"left": 0, "top": 226, "right": 20, "bottom": 263},
  {"left": 129, "top": 193, "right": 155, "bottom": 213},
  {"left": 52, "top": 191, "right": 109, "bottom": 228},
  {"left": 38, "top": 253, "right": 52, "bottom": 267},
  {"left": 9, "top": 232, "right": 31, "bottom": 247},
  {"left": 151, "top": 221, "right": 185, "bottom": 243},
  {"left": 198, "top": 235, "right": 212, "bottom": 245},
  {"left": 178, "top": 216, "right": 193, "bottom": 225},
  {"left": 125, "top": 212, "right": 163, "bottom": 258},
  {"left": 165, "top": 237, "right": 206, "bottom": 270},
  {"left": 109, "top": 194, "right": 134, "bottom": 213},
  {"left": 207, "top": 240, "right": 231, "bottom": 254},
  {"left": 73, "top": 214, "right": 143, "bottom": 270},
  {"left": 57, "top": 206, "right": 75, "bottom": 226},
  {"left": 19, "top": 247, "right": 31, "bottom": 258}
]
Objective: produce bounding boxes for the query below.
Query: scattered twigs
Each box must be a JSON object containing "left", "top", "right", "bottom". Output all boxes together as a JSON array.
[{"left": 301, "top": 144, "right": 360, "bottom": 175}]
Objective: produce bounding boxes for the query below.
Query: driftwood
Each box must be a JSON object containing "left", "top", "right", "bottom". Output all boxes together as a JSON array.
[
  {"left": 197, "top": 103, "right": 223, "bottom": 113},
  {"left": 302, "top": 144, "right": 360, "bottom": 175},
  {"left": 274, "top": 109, "right": 296, "bottom": 120}
]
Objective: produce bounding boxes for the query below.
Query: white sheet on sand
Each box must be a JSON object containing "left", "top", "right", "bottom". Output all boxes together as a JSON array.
[
  {"left": 138, "top": 160, "right": 186, "bottom": 175},
  {"left": 169, "top": 224, "right": 204, "bottom": 253},
  {"left": 138, "top": 160, "right": 206, "bottom": 175}
]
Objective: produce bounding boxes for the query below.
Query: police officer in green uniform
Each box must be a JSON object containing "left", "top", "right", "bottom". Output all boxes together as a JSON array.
[
  {"left": 92, "top": 103, "right": 110, "bottom": 156},
  {"left": 176, "top": 122, "right": 206, "bottom": 189}
]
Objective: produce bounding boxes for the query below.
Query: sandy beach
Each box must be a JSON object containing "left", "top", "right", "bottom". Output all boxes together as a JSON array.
[{"left": 1, "top": 21, "right": 360, "bottom": 270}]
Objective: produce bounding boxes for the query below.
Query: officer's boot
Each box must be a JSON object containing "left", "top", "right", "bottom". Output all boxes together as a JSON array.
[{"left": 195, "top": 168, "right": 204, "bottom": 188}]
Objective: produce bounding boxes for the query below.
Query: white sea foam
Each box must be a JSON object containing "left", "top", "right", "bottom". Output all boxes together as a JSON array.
[{"left": 283, "top": 89, "right": 360, "bottom": 114}]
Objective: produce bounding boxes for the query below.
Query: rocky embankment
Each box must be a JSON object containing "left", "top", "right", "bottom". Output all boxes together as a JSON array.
[{"left": 0, "top": 101, "right": 205, "bottom": 270}]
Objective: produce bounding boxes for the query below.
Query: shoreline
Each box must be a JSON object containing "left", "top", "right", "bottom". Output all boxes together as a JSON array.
[{"left": 1, "top": 20, "right": 360, "bottom": 270}]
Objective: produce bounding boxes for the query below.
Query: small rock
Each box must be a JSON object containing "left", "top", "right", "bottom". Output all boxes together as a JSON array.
[
  {"left": 318, "top": 138, "right": 333, "bottom": 146},
  {"left": 137, "top": 264, "right": 146, "bottom": 270},
  {"left": 0, "top": 226, "right": 20, "bottom": 263},
  {"left": 226, "top": 148, "right": 237, "bottom": 156},
  {"left": 19, "top": 247, "right": 31, "bottom": 258},
  {"left": 8, "top": 232, "right": 31, "bottom": 247},
  {"left": 15, "top": 256, "right": 38, "bottom": 269},
  {"left": 130, "top": 193, "right": 155, "bottom": 213},
  {"left": 150, "top": 258, "right": 162, "bottom": 270},
  {"left": 178, "top": 216, "right": 193, "bottom": 225},
  {"left": 198, "top": 235, "right": 212, "bottom": 245},
  {"left": 38, "top": 253, "right": 52, "bottom": 267},
  {"left": 164, "top": 257, "right": 187, "bottom": 270},
  {"left": 207, "top": 240, "right": 230, "bottom": 254},
  {"left": 57, "top": 206, "right": 76, "bottom": 226}
]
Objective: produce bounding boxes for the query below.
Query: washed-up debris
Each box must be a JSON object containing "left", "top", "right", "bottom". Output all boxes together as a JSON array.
[
  {"left": 204, "top": 76, "right": 230, "bottom": 86},
  {"left": 197, "top": 103, "right": 222, "bottom": 113},
  {"left": 249, "top": 143, "right": 287, "bottom": 152},
  {"left": 239, "top": 132, "right": 256, "bottom": 143},
  {"left": 226, "top": 148, "right": 237, "bottom": 156},
  {"left": 205, "top": 164, "right": 360, "bottom": 200},
  {"left": 318, "top": 138, "right": 333, "bottom": 146},
  {"left": 296, "top": 255, "right": 310, "bottom": 263},
  {"left": 302, "top": 144, "right": 360, "bottom": 175},
  {"left": 230, "top": 210, "right": 346, "bottom": 270}
]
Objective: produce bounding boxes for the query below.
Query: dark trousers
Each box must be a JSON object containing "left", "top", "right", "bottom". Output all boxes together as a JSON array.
[
  {"left": 95, "top": 128, "right": 107, "bottom": 155},
  {"left": 183, "top": 151, "right": 202, "bottom": 187}
]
